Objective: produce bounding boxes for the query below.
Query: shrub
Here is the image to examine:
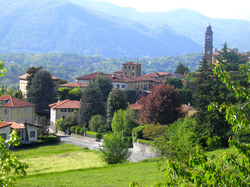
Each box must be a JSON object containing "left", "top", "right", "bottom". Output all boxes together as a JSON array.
[
  {"left": 132, "top": 125, "right": 147, "bottom": 142},
  {"left": 99, "top": 132, "right": 132, "bottom": 164},
  {"left": 142, "top": 123, "right": 167, "bottom": 140},
  {"left": 79, "top": 127, "right": 84, "bottom": 135},
  {"left": 75, "top": 126, "right": 81, "bottom": 135},
  {"left": 206, "top": 136, "right": 222, "bottom": 150},
  {"left": 138, "top": 139, "right": 152, "bottom": 146},
  {"left": 45, "top": 136, "right": 57, "bottom": 144},
  {"left": 70, "top": 126, "right": 76, "bottom": 133},
  {"left": 86, "top": 131, "right": 102, "bottom": 139}
]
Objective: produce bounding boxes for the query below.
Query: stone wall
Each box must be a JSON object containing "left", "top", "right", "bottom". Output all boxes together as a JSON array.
[
  {"left": 133, "top": 140, "right": 157, "bottom": 157},
  {"left": 71, "top": 133, "right": 100, "bottom": 142},
  {"left": 57, "top": 130, "right": 66, "bottom": 136}
]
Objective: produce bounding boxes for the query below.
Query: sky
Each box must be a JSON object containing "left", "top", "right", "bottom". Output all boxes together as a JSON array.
[{"left": 100, "top": 0, "right": 250, "bottom": 21}]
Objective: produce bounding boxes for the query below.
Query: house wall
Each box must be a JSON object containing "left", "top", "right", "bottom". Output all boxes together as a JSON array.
[
  {"left": 26, "top": 125, "right": 38, "bottom": 143},
  {"left": 112, "top": 82, "right": 127, "bottom": 90},
  {"left": 129, "top": 81, "right": 151, "bottom": 90},
  {"left": 0, "top": 106, "right": 35, "bottom": 123},
  {"left": 123, "top": 65, "right": 141, "bottom": 77},
  {"left": 52, "top": 108, "right": 78, "bottom": 123},
  {"left": 188, "top": 110, "right": 197, "bottom": 117},
  {"left": 0, "top": 126, "right": 11, "bottom": 141},
  {"left": 77, "top": 79, "right": 92, "bottom": 84}
]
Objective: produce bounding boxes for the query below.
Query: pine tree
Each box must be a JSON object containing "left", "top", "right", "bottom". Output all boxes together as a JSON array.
[
  {"left": 26, "top": 66, "right": 43, "bottom": 90},
  {"left": 174, "top": 62, "right": 189, "bottom": 74},
  {"left": 78, "top": 84, "right": 106, "bottom": 127},
  {"left": 27, "top": 70, "right": 57, "bottom": 117}
]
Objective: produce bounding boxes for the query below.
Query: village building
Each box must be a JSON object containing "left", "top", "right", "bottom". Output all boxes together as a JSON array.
[
  {"left": 18, "top": 73, "right": 60, "bottom": 98},
  {"left": 0, "top": 95, "right": 36, "bottom": 123},
  {"left": 58, "top": 81, "right": 88, "bottom": 91}
]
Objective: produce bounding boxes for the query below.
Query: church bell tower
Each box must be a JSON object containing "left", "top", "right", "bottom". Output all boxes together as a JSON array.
[{"left": 204, "top": 23, "right": 213, "bottom": 63}]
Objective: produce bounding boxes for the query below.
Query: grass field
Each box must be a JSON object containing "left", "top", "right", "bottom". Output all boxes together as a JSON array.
[{"left": 13, "top": 144, "right": 237, "bottom": 187}]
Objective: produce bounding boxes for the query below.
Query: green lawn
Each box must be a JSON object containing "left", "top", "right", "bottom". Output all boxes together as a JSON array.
[{"left": 13, "top": 144, "right": 238, "bottom": 187}]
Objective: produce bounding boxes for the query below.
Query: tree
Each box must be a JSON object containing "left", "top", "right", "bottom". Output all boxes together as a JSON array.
[
  {"left": 99, "top": 132, "right": 132, "bottom": 164},
  {"left": 58, "top": 87, "right": 71, "bottom": 101},
  {"left": 0, "top": 130, "right": 28, "bottom": 186},
  {"left": 164, "top": 77, "right": 183, "bottom": 89},
  {"left": 123, "top": 107, "right": 139, "bottom": 133},
  {"left": 26, "top": 66, "right": 43, "bottom": 90},
  {"left": 93, "top": 75, "right": 113, "bottom": 103},
  {"left": 38, "top": 116, "right": 49, "bottom": 135},
  {"left": 142, "top": 123, "right": 167, "bottom": 140},
  {"left": 58, "top": 79, "right": 68, "bottom": 85},
  {"left": 78, "top": 84, "right": 106, "bottom": 127},
  {"left": 69, "top": 87, "right": 83, "bottom": 101},
  {"left": 111, "top": 109, "right": 124, "bottom": 133},
  {"left": 174, "top": 62, "right": 189, "bottom": 74},
  {"left": 131, "top": 59, "right": 250, "bottom": 187},
  {"left": 89, "top": 115, "right": 107, "bottom": 133},
  {"left": 139, "top": 84, "right": 182, "bottom": 125},
  {"left": 27, "top": 70, "right": 57, "bottom": 117},
  {"left": 12, "top": 89, "right": 22, "bottom": 99},
  {"left": 106, "top": 88, "right": 127, "bottom": 130},
  {"left": 123, "top": 89, "right": 137, "bottom": 104}
]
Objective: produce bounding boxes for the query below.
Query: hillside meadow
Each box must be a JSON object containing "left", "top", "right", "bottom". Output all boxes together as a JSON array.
[{"left": 13, "top": 143, "right": 236, "bottom": 187}]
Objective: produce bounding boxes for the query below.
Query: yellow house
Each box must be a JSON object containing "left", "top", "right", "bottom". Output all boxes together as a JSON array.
[
  {"left": 49, "top": 99, "right": 80, "bottom": 131},
  {"left": 180, "top": 104, "right": 197, "bottom": 117},
  {"left": 18, "top": 73, "right": 60, "bottom": 98},
  {"left": 0, "top": 95, "right": 36, "bottom": 123}
]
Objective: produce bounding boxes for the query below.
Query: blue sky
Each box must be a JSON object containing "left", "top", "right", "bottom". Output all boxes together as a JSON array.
[{"left": 99, "top": 0, "right": 250, "bottom": 21}]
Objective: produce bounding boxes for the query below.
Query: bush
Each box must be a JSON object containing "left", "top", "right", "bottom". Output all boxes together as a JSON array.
[
  {"left": 70, "top": 126, "right": 76, "bottom": 133},
  {"left": 79, "top": 127, "right": 84, "bottom": 135},
  {"left": 206, "top": 136, "right": 222, "bottom": 150},
  {"left": 86, "top": 131, "right": 102, "bottom": 139},
  {"left": 75, "top": 126, "right": 81, "bottom": 135},
  {"left": 138, "top": 139, "right": 153, "bottom": 146},
  {"left": 45, "top": 136, "right": 57, "bottom": 144},
  {"left": 99, "top": 132, "right": 132, "bottom": 164},
  {"left": 132, "top": 125, "right": 147, "bottom": 142}
]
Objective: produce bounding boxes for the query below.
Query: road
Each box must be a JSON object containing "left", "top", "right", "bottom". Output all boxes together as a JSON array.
[{"left": 58, "top": 135, "right": 149, "bottom": 162}]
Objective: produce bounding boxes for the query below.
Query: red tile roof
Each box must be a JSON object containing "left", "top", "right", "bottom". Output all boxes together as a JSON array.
[
  {"left": 0, "top": 95, "right": 35, "bottom": 108},
  {"left": 0, "top": 122, "right": 11, "bottom": 129},
  {"left": 18, "top": 73, "right": 60, "bottom": 80},
  {"left": 10, "top": 122, "right": 25, "bottom": 129},
  {"left": 59, "top": 82, "right": 88, "bottom": 88},
  {"left": 114, "top": 70, "right": 123, "bottom": 73},
  {"left": 128, "top": 103, "right": 142, "bottom": 110},
  {"left": 49, "top": 99, "right": 80, "bottom": 109},
  {"left": 123, "top": 62, "right": 142, "bottom": 65},
  {"left": 180, "top": 104, "right": 196, "bottom": 111},
  {"left": 143, "top": 72, "right": 159, "bottom": 78},
  {"left": 76, "top": 72, "right": 103, "bottom": 80}
]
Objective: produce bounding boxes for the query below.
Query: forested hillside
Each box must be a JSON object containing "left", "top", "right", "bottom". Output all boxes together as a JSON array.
[
  {"left": 73, "top": 0, "right": 250, "bottom": 52},
  {"left": 0, "top": 52, "right": 203, "bottom": 89},
  {"left": 0, "top": 0, "right": 202, "bottom": 57}
]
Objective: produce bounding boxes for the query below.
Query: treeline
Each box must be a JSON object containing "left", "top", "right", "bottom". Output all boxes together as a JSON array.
[{"left": 0, "top": 52, "right": 203, "bottom": 89}]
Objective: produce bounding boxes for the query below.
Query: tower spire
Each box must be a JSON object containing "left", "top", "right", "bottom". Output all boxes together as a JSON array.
[{"left": 204, "top": 23, "right": 213, "bottom": 63}]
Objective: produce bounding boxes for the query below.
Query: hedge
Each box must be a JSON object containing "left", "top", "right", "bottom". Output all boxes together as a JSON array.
[
  {"left": 132, "top": 125, "right": 147, "bottom": 142},
  {"left": 138, "top": 139, "right": 153, "bottom": 146},
  {"left": 86, "top": 131, "right": 102, "bottom": 139}
]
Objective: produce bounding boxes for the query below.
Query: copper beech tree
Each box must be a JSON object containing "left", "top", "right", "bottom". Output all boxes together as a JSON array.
[{"left": 139, "top": 84, "right": 182, "bottom": 125}]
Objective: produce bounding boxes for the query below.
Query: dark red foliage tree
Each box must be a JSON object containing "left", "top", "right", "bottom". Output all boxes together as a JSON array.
[{"left": 139, "top": 84, "right": 182, "bottom": 125}]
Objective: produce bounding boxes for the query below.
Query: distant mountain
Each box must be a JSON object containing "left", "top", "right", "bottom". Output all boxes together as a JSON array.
[
  {"left": 73, "top": 0, "right": 250, "bottom": 52},
  {"left": 0, "top": 0, "right": 202, "bottom": 57}
]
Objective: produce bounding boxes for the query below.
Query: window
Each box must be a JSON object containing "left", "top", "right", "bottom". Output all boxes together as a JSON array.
[
  {"left": 62, "top": 116, "right": 65, "bottom": 119},
  {"left": 116, "top": 84, "right": 120, "bottom": 88},
  {"left": 30, "top": 117, "right": 32, "bottom": 123},
  {"left": 132, "top": 73, "right": 134, "bottom": 76},
  {"left": 30, "top": 131, "right": 35, "bottom": 138},
  {"left": 129, "top": 66, "right": 131, "bottom": 69},
  {"left": 4, "top": 110, "right": 8, "bottom": 115},
  {"left": 30, "top": 107, "right": 32, "bottom": 113},
  {"left": 25, "top": 108, "right": 27, "bottom": 114},
  {"left": 125, "top": 73, "right": 127, "bottom": 75},
  {"left": 17, "top": 119, "right": 19, "bottom": 122},
  {"left": 24, "top": 118, "right": 27, "bottom": 122},
  {"left": 124, "top": 66, "right": 127, "bottom": 69},
  {"left": 121, "top": 85, "right": 125, "bottom": 88},
  {"left": 132, "top": 66, "right": 134, "bottom": 69},
  {"left": 1, "top": 133, "right": 6, "bottom": 140},
  {"left": 68, "top": 109, "right": 73, "bottom": 112},
  {"left": 17, "top": 109, "right": 19, "bottom": 115},
  {"left": 61, "top": 109, "right": 66, "bottom": 112}
]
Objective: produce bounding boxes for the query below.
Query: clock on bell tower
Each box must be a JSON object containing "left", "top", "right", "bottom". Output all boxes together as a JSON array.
[{"left": 204, "top": 23, "right": 213, "bottom": 64}]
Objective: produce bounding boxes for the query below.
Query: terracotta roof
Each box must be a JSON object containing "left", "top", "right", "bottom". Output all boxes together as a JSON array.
[
  {"left": 0, "top": 95, "right": 35, "bottom": 108},
  {"left": 114, "top": 70, "right": 123, "bottom": 73},
  {"left": 181, "top": 104, "right": 196, "bottom": 111},
  {"left": 76, "top": 72, "right": 103, "bottom": 80},
  {"left": 49, "top": 99, "right": 80, "bottom": 109},
  {"left": 128, "top": 103, "right": 142, "bottom": 110},
  {"left": 0, "top": 122, "right": 11, "bottom": 129},
  {"left": 59, "top": 82, "right": 88, "bottom": 88},
  {"left": 143, "top": 72, "right": 159, "bottom": 78},
  {"left": 157, "top": 72, "right": 170, "bottom": 76},
  {"left": 18, "top": 73, "right": 60, "bottom": 80},
  {"left": 10, "top": 122, "right": 25, "bottom": 129},
  {"left": 123, "top": 62, "right": 142, "bottom": 65}
]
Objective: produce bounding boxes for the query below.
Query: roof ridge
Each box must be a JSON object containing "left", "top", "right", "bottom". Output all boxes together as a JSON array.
[{"left": 10, "top": 96, "right": 14, "bottom": 107}]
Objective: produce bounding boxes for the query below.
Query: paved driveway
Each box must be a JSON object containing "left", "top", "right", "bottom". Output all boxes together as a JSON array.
[{"left": 58, "top": 135, "right": 149, "bottom": 162}]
